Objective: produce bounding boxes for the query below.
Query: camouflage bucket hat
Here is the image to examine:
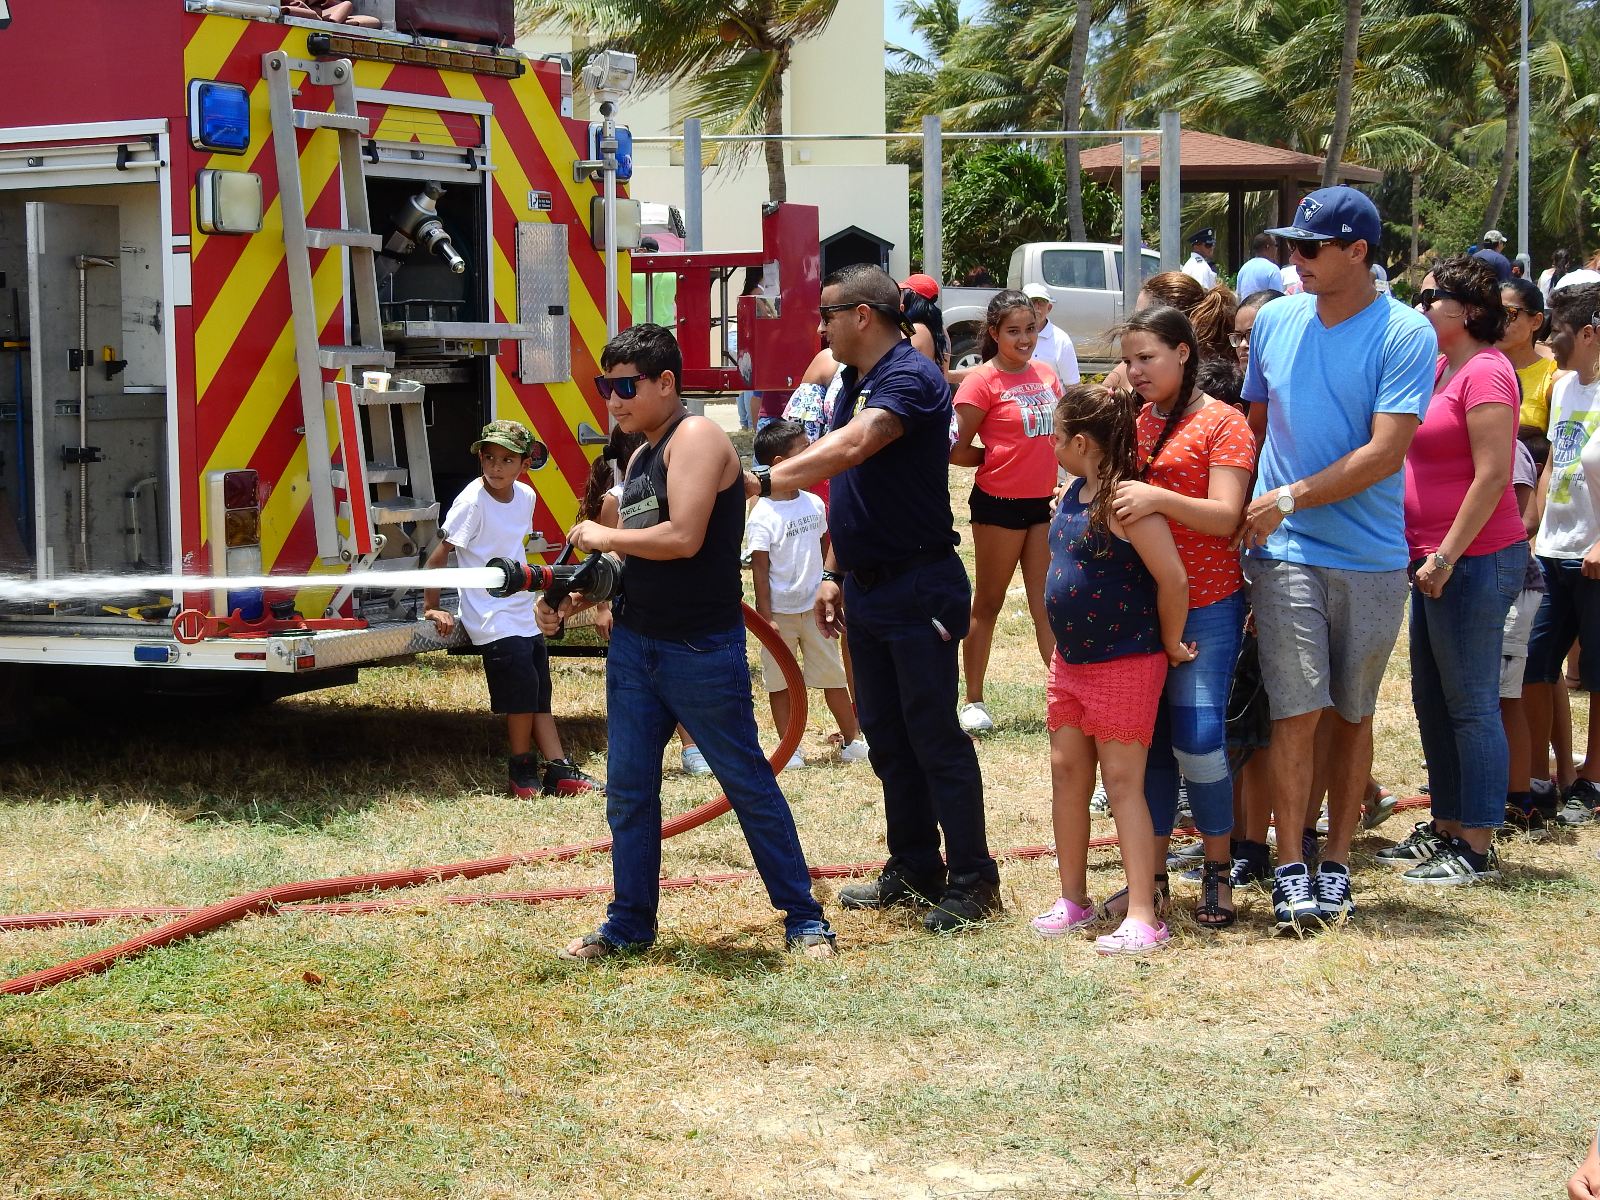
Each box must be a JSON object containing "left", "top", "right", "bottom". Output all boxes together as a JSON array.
[{"left": 472, "top": 419, "right": 534, "bottom": 456}]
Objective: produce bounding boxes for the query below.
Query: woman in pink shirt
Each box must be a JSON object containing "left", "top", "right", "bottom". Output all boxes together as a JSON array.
[
  {"left": 1395, "top": 255, "right": 1529, "bottom": 885},
  {"left": 950, "top": 290, "right": 1063, "bottom": 733}
]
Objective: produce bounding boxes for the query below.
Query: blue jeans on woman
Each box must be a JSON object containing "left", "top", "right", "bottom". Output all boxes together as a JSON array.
[
  {"left": 1145, "top": 590, "right": 1246, "bottom": 838},
  {"left": 598, "top": 620, "right": 831, "bottom": 947},
  {"left": 1410, "top": 542, "right": 1526, "bottom": 829}
]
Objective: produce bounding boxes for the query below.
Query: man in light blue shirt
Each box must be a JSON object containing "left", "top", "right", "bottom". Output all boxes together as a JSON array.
[
  {"left": 1233, "top": 232, "right": 1286, "bottom": 298},
  {"left": 1235, "top": 186, "right": 1437, "bottom": 933}
]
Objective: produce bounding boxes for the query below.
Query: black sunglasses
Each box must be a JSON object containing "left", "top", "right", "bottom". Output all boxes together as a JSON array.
[
  {"left": 1279, "top": 236, "right": 1351, "bottom": 259},
  {"left": 1417, "top": 288, "right": 1467, "bottom": 310},
  {"left": 820, "top": 300, "right": 915, "bottom": 334},
  {"left": 594, "top": 373, "right": 649, "bottom": 400}
]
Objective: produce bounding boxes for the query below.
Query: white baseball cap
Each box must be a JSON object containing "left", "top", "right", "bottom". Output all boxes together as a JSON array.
[
  {"left": 1482, "top": 229, "right": 1507, "bottom": 245},
  {"left": 1022, "top": 282, "right": 1051, "bottom": 301}
]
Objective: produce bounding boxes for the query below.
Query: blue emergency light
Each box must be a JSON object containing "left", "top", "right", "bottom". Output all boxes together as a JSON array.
[
  {"left": 588, "top": 123, "right": 633, "bottom": 182},
  {"left": 188, "top": 80, "right": 251, "bottom": 155}
]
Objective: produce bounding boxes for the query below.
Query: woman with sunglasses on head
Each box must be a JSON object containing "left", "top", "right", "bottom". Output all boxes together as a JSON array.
[
  {"left": 1382, "top": 256, "right": 1527, "bottom": 885},
  {"left": 1496, "top": 277, "right": 1557, "bottom": 464},
  {"left": 949, "top": 289, "right": 1064, "bottom": 734},
  {"left": 1108, "top": 306, "right": 1256, "bottom": 927}
]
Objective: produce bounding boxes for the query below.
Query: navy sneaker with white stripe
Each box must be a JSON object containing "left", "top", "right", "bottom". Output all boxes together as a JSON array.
[
  {"left": 1271, "top": 863, "right": 1322, "bottom": 933},
  {"left": 1314, "top": 861, "right": 1355, "bottom": 922}
]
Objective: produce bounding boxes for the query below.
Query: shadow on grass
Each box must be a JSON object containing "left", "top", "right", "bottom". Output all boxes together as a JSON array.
[{"left": 1, "top": 692, "right": 612, "bottom": 828}]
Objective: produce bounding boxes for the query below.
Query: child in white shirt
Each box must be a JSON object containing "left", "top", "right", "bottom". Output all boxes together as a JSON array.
[
  {"left": 746, "top": 420, "right": 867, "bottom": 767},
  {"left": 422, "top": 419, "right": 600, "bottom": 799}
]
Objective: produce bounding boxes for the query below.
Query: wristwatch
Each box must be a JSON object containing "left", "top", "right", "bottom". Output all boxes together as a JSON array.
[
  {"left": 753, "top": 465, "right": 773, "bottom": 497},
  {"left": 1430, "top": 552, "right": 1454, "bottom": 572},
  {"left": 1275, "top": 488, "right": 1296, "bottom": 516},
  {"left": 821, "top": 569, "right": 846, "bottom": 585}
]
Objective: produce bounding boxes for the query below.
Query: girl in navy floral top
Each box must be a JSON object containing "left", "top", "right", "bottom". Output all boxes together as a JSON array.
[{"left": 1032, "top": 384, "right": 1194, "bottom": 956}]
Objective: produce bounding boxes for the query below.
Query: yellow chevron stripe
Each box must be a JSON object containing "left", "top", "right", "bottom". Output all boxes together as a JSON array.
[
  {"left": 372, "top": 103, "right": 456, "bottom": 146},
  {"left": 185, "top": 14, "right": 253, "bottom": 89},
  {"left": 492, "top": 363, "right": 579, "bottom": 535}
]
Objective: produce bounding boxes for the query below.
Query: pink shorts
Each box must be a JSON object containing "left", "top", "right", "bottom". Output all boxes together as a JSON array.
[{"left": 1046, "top": 649, "right": 1168, "bottom": 746}]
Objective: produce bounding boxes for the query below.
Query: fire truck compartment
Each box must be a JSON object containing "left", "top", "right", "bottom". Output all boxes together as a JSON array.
[{"left": 0, "top": 179, "right": 169, "bottom": 590}]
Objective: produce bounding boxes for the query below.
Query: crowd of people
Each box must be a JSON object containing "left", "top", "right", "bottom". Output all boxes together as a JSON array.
[{"left": 438, "top": 182, "right": 1600, "bottom": 966}]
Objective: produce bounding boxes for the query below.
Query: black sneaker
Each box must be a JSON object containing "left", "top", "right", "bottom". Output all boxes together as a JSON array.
[
  {"left": 1314, "top": 861, "right": 1355, "bottom": 923},
  {"left": 1401, "top": 837, "right": 1501, "bottom": 886},
  {"left": 1556, "top": 779, "right": 1600, "bottom": 825},
  {"left": 1503, "top": 802, "right": 1546, "bottom": 833},
  {"left": 1528, "top": 778, "right": 1560, "bottom": 817},
  {"left": 542, "top": 758, "right": 602, "bottom": 796},
  {"left": 1374, "top": 821, "right": 1444, "bottom": 866},
  {"left": 838, "top": 867, "right": 945, "bottom": 910},
  {"left": 922, "top": 874, "right": 1002, "bottom": 932},
  {"left": 1230, "top": 839, "right": 1271, "bottom": 889},
  {"left": 508, "top": 752, "right": 541, "bottom": 799},
  {"left": 1271, "top": 863, "right": 1322, "bottom": 934}
]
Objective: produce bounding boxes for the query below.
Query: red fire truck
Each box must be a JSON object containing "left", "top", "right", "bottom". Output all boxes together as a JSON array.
[{"left": 0, "top": 0, "right": 820, "bottom": 713}]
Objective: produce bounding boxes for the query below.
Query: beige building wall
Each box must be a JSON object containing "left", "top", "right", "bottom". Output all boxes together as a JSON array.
[{"left": 517, "top": 1, "right": 910, "bottom": 278}]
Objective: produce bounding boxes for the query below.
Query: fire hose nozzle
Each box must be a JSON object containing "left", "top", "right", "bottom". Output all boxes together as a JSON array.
[
  {"left": 485, "top": 553, "right": 621, "bottom": 607},
  {"left": 486, "top": 556, "right": 539, "bottom": 598}
]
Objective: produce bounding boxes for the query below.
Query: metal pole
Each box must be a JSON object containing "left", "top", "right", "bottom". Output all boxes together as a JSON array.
[
  {"left": 1517, "top": 0, "right": 1530, "bottom": 264},
  {"left": 922, "top": 114, "right": 943, "bottom": 283},
  {"left": 1159, "top": 110, "right": 1181, "bottom": 271},
  {"left": 683, "top": 116, "right": 704, "bottom": 252},
  {"left": 600, "top": 100, "right": 620, "bottom": 338},
  {"left": 1122, "top": 134, "right": 1142, "bottom": 316}
]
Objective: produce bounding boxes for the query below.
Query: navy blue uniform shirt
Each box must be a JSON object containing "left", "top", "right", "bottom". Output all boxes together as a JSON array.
[{"left": 826, "top": 337, "right": 959, "bottom": 571}]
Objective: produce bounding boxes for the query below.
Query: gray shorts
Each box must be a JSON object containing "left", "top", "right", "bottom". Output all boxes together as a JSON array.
[
  {"left": 1245, "top": 557, "right": 1409, "bottom": 722},
  {"left": 1500, "top": 586, "right": 1541, "bottom": 699}
]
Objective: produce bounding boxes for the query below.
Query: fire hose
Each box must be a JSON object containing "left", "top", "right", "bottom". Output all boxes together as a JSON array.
[{"left": 0, "top": 555, "right": 1431, "bottom": 994}]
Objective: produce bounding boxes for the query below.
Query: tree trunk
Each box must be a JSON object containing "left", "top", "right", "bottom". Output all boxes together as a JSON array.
[
  {"left": 1482, "top": 90, "right": 1518, "bottom": 233},
  {"left": 1321, "top": 0, "right": 1362, "bottom": 186},
  {"left": 1064, "top": 0, "right": 1092, "bottom": 242},
  {"left": 1410, "top": 168, "right": 1420, "bottom": 274},
  {"left": 764, "top": 54, "right": 787, "bottom": 204}
]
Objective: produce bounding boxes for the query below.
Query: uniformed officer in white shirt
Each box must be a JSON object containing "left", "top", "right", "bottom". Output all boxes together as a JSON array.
[{"left": 1180, "top": 228, "right": 1218, "bottom": 289}]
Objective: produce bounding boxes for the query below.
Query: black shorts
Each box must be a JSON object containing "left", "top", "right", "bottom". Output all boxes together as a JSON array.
[
  {"left": 968, "top": 485, "right": 1051, "bottom": 531},
  {"left": 480, "top": 634, "right": 553, "bottom": 715}
]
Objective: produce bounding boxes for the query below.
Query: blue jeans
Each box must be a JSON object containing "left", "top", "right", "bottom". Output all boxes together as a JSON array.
[
  {"left": 844, "top": 554, "right": 998, "bottom": 883},
  {"left": 736, "top": 391, "right": 755, "bottom": 430},
  {"left": 599, "top": 621, "right": 830, "bottom": 946},
  {"left": 1410, "top": 543, "right": 1526, "bottom": 829},
  {"left": 1145, "top": 591, "right": 1246, "bottom": 837}
]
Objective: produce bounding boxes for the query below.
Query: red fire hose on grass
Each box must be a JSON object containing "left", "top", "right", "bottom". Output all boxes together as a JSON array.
[{"left": 0, "top": 596, "right": 1432, "bottom": 995}]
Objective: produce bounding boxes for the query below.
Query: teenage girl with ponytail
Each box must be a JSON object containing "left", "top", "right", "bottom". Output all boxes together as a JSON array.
[
  {"left": 1106, "top": 306, "right": 1256, "bottom": 928},
  {"left": 1030, "top": 384, "right": 1195, "bottom": 955}
]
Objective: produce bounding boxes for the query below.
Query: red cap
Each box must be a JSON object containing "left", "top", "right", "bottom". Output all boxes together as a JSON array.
[{"left": 900, "top": 273, "right": 939, "bottom": 300}]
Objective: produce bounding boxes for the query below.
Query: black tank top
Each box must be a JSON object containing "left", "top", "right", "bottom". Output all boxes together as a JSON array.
[{"left": 615, "top": 416, "right": 745, "bottom": 639}]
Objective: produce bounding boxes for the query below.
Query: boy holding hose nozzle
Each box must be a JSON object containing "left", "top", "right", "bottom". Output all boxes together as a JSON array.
[
  {"left": 422, "top": 419, "right": 601, "bottom": 800},
  {"left": 537, "top": 324, "right": 837, "bottom": 961}
]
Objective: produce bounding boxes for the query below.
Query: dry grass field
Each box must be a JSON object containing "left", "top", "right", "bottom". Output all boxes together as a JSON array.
[{"left": 2, "top": 416, "right": 1597, "bottom": 1199}]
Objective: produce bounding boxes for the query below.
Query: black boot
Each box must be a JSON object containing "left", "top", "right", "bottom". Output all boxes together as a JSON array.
[
  {"left": 838, "top": 866, "right": 946, "bottom": 910},
  {"left": 922, "top": 873, "right": 1001, "bottom": 932}
]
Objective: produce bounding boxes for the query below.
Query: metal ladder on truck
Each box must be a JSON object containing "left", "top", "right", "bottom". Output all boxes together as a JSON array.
[{"left": 263, "top": 50, "right": 439, "bottom": 577}]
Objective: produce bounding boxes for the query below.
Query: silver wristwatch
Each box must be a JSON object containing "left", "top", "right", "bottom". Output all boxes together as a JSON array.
[{"left": 1275, "top": 488, "right": 1296, "bottom": 516}]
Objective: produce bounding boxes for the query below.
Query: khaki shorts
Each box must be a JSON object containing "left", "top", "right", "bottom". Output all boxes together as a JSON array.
[
  {"left": 758, "top": 609, "right": 848, "bottom": 693},
  {"left": 1500, "top": 587, "right": 1542, "bottom": 699},
  {"left": 1245, "top": 557, "right": 1408, "bottom": 723}
]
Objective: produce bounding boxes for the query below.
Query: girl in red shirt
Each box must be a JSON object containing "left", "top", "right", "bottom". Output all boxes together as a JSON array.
[
  {"left": 1109, "top": 306, "right": 1256, "bottom": 928},
  {"left": 950, "top": 290, "right": 1063, "bottom": 734}
]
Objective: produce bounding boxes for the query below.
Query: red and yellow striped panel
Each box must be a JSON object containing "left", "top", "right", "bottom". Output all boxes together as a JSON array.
[{"left": 181, "top": 15, "right": 614, "bottom": 612}]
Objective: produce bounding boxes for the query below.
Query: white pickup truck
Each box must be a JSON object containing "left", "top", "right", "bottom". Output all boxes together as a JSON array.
[{"left": 942, "top": 242, "right": 1163, "bottom": 371}]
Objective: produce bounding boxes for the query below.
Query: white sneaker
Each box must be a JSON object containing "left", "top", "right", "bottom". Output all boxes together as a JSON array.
[
  {"left": 680, "top": 745, "right": 712, "bottom": 776},
  {"left": 1090, "top": 782, "right": 1110, "bottom": 814},
  {"left": 840, "top": 736, "right": 870, "bottom": 763},
  {"left": 784, "top": 750, "right": 806, "bottom": 770},
  {"left": 958, "top": 701, "right": 994, "bottom": 734}
]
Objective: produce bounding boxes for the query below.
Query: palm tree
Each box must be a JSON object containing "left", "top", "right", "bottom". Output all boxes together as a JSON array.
[
  {"left": 1321, "top": 0, "right": 1363, "bottom": 185},
  {"left": 515, "top": 0, "right": 842, "bottom": 204},
  {"left": 1533, "top": 32, "right": 1600, "bottom": 250}
]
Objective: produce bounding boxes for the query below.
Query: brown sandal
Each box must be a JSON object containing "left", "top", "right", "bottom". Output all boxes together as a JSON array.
[{"left": 1099, "top": 872, "right": 1170, "bottom": 922}]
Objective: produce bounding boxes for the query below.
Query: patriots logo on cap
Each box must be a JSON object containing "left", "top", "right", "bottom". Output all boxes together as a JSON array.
[{"left": 1300, "top": 197, "right": 1323, "bottom": 220}]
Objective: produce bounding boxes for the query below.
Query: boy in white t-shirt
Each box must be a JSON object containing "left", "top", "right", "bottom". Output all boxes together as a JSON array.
[
  {"left": 746, "top": 421, "right": 867, "bottom": 767},
  {"left": 422, "top": 420, "right": 600, "bottom": 799}
]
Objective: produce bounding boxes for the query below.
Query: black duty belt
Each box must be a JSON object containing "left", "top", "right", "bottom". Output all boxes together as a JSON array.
[{"left": 849, "top": 546, "right": 954, "bottom": 590}]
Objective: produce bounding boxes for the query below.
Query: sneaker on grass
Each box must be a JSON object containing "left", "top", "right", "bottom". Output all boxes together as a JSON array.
[
  {"left": 542, "top": 758, "right": 602, "bottom": 797},
  {"left": 958, "top": 701, "right": 994, "bottom": 735},
  {"left": 1374, "top": 821, "right": 1445, "bottom": 866},
  {"left": 782, "top": 749, "right": 806, "bottom": 771},
  {"left": 1314, "top": 861, "right": 1355, "bottom": 923},
  {"left": 1089, "top": 781, "right": 1110, "bottom": 814},
  {"left": 1401, "top": 838, "right": 1501, "bottom": 886},
  {"left": 680, "top": 745, "right": 712, "bottom": 776},
  {"left": 1528, "top": 778, "right": 1559, "bottom": 816},
  {"left": 839, "top": 736, "right": 870, "bottom": 763},
  {"left": 1271, "top": 863, "right": 1321, "bottom": 934},
  {"left": 1555, "top": 779, "right": 1600, "bottom": 826},
  {"left": 508, "top": 752, "right": 541, "bottom": 800}
]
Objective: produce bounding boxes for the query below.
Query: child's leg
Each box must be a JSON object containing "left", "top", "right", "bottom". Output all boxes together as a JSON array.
[
  {"left": 1019, "top": 521, "right": 1055, "bottom": 669},
  {"left": 769, "top": 688, "right": 792, "bottom": 735},
  {"left": 506, "top": 713, "right": 534, "bottom": 757},
  {"left": 822, "top": 687, "right": 860, "bottom": 743},
  {"left": 963, "top": 521, "right": 1027, "bottom": 704},
  {"left": 1049, "top": 722, "right": 1097, "bottom": 905},
  {"left": 1098, "top": 736, "right": 1159, "bottom": 927},
  {"left": 531, "top": 713, "right": 564, "bottom": 761}
]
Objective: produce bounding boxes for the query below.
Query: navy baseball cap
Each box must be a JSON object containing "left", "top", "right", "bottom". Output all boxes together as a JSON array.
[{"left": 1266, "top": 186, "right": 1381, "bottom": 246}]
